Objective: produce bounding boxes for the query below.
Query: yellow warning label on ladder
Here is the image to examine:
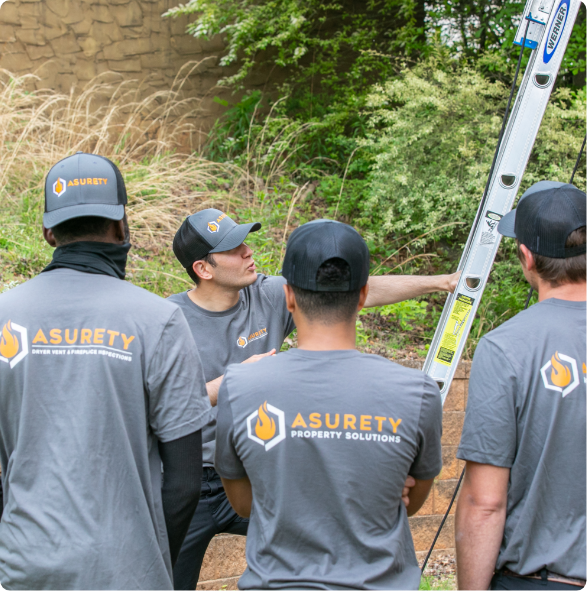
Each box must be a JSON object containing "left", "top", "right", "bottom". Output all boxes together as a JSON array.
[{"left": 435, "top": 293, "right": 475, "bottom": 367}]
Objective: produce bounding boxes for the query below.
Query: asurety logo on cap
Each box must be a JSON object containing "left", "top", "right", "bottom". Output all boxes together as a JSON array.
[
  {"left": 0, "top": 320, "right": 28, "bottom": 369},
  {"left": 52, "top": 177, "right": 110, "bottom": 198},
  {"left": 540, "top": 351, "right": 581, "bottom": 397},
  {"left": 247, "top": 401, "right": 286, "bottom": 451},
  {"left": 207, "top": 212, "right": 228, "bottom": 234}
]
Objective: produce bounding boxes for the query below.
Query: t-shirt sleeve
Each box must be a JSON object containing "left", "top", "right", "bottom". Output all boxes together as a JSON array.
[
  {"left": 259, "top": 275, "right": 296, "bottom": 337},
  {"left": 457, "top": 337, "right": 517, "bottom": 468},
  {"left": 409, "top": 376, "right": 443, "bottom": 480},
  {"left": 146, "top": 308, "right": 213, "bottom": 442},
  {"left": 214, "top": 372, "right": 247, "bottom": 479}
]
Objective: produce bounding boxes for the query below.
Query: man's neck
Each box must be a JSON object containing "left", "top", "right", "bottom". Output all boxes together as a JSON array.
[
  {"left": 538, "top": 280, "right": 586, "bottom": 303},
  {"left": 296, "top": 320, "right": 357, "bottom": 351},
  {"left": 187, "top": 283, "right": 241, "bottom": 312}
]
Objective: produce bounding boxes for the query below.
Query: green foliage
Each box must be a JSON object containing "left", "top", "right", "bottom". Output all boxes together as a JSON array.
[
  {"left": 363, "top": 300, "right": 429, "bottom": 331},
  {"left": 358, "top": 60, "right": 586, "bottom": 251},
  {"left": 164, "top": 0, "right": 425, "bottom": 93}
]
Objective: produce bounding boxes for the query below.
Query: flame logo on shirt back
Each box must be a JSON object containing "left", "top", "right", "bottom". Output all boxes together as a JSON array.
[
  {"left": 0, "top": 321, "right": 19, "bottom": 359},
  {"left": 540, "top": 351, "right": 579, "bottom": 397},
  {"left": 550, "top": 352, "right": 572, "bottom": 387},
  {"left": 0, "top": 320, "right": 28, "bottom": 368},
  {"left": 247, "top": 401, "right": 285, "bottom": 450},
  {"left": 255, "top": 402, "right": 276, "bottom": 440}
]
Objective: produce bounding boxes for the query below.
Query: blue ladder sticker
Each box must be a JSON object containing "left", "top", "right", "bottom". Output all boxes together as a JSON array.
[{"left": 543, "top": 0, "right": 570, "bottom": 64}]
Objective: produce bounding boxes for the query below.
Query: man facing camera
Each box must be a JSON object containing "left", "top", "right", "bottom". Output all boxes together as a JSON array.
[
  {"left": 214, "top": 219, "right": 443, "bottom": 590},
  {"left": 170, "top": 209, "right": 457, "bottom": 589},
  {"left": 455, "top": 181, "right": 586, "bottom": 590}
]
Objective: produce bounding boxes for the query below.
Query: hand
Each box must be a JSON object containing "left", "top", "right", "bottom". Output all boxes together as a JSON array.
[
  {"left": 445, "top": 270, "right": 461, "bottom": 293},
  {"left": 402, "top": 475, "right": 416, "bottom": 508},
  {"left": 242, "top": 349, "right": 276, "bottom": 364}
]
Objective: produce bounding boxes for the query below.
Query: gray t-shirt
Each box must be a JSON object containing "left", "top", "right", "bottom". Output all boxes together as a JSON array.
[
  {"left": 215, "top": 348, "right": 443, "bottom": 590},
  {"left": 0, "top": 269, "right": 213, "bottom": 590},
  {"left": 168, "top": 274, "right": 295, "bottom": 466},
  {"left": 458, "top": 298, "right": 586, "bottom": 579}
]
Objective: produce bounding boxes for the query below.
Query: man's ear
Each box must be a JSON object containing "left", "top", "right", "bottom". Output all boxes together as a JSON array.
[
  {"left": 43, "top": 226, "right": 57, "bottom": 247},
  {"left": 114, "top": 219, "right": 126, "bottom": 243},
  {"left": 519, "top": 244, "right": 536, "bottom": 272},
  {"left": 192, "top": 259, "right": 214, "bottom": 283},
  {"left": 283, "top": 283, "right": 296, "bottom": 313},
  {"left": 357, "top": 283, "right": 369, "bottom": 312}
]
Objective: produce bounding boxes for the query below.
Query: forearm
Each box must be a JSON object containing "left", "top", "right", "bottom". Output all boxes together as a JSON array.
[
  {"left": 365, "top": 274, "right": 455, "bottom": 308},
  {"left": 406, "top": 477, "right": 434, "bottom": 517},
  {"left": 221, "top": 476, "right": 253, "bottom": 518},
  {"left": 159, "top": 431, "right": 203, "bottom": 566},
  {"left": 206, "top": 376, "right": 223, "bottom": 407},
  {"left": 456, "top": 488, "right": 506, "bottom": 589}
]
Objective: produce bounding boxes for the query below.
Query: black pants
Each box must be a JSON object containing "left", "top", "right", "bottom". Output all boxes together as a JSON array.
[
  {"left": 173, "top": 467, "right": 248, "bottom": 590},
  {"left": 491, "top": 571, "right": 581, "bottom": 590}
]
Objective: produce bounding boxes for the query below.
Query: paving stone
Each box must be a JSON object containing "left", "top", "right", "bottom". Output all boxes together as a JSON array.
[
  {"left": 443, "top": 379, "right": 465, "bottom": 412},
  {"left": 434, "top": 479, "right": 460, "bottom": 515},
  {"left": 16, "top": 28, "right": 46, "bottom": 45},
  {"left": 108, "top": 58, "right": 142, "bottom": 72},
  {"left": 409, "top": 514, "right": 455, "bottom": 553},
  {"left": 439, "top": 445, "right": 459, "bottom": 480},
  {"left": 199, "top": 534, "right": 247, "bottom": 582},
  {"left": 26, "top": 42, "right": 55, "bottom": 60},
  {"left": 197, "top": 576, "right": 240, "bottom": 590},
  {"left": 0, "top": 25, "right": 16, "bottom": 42},
  {"left": 50, "top": 32, "right": 80, "bottom": 54},
  {"left": 111, "top": 1, "right": 142, "bottom": 27},
  {"left": 441, "top": 412, "right": 464, "bottom": 446},
  {"left": 0, "top": 2, "right": 20, "bottom": 25}
]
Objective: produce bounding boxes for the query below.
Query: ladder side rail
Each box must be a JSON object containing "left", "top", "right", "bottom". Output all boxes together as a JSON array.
[{"left": 423, "top": 0, "right": 583, "bottom": 402}]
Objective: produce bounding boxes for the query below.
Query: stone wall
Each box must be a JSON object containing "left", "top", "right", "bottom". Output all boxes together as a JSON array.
[
  {"left": 195, "top": 359, "right": 469, "bottom": 590},
  {"left": 0, "top": 0, "right": 250, "bottom": 136}
]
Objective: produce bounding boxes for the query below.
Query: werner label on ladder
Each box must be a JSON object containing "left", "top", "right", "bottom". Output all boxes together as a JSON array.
[{"left": 422, "top": 0, "right": 583, "bottom": 402}]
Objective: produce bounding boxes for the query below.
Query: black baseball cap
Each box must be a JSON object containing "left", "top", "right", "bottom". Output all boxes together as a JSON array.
[
  {"left": 282, "top": 219, "right": 370, "bottom": 291},
  {"left": 44, "top": 152, "right": 127, "bottom": 228},
  {"left": 173, "top": 209, "right": 261, "bottom": 268},
  {"left": 498, "top": 181, "right": 586, "bottom": 258}
]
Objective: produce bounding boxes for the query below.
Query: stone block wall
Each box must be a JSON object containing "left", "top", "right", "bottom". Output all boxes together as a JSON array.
[
  {"left": 195, "top": 359, "right": 470, "bottom": 590},
  {"left": 0, "top": 0, "right": 250, "bottom": 136}
]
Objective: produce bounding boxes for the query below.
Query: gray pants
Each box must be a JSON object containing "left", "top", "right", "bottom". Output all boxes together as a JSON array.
[{"left": 491, "top": 570, "right": 581, "bottom": 590}]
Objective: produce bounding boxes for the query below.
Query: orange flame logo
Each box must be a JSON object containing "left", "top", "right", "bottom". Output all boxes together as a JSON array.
[
  {"left": 237, "top": 336, "right": 247, "bottom": 347},
  {"left": 551, "top": 352, "right": 571, "bottom": 388},
  {"left": 55, "top": 179, "right": 63, "bottom": 193},
  {"left": 255, "top": 402, "right": 276, "bottom": 441},
  {"left": 0, "top": 321, "right": 19, "bottom": 359}
]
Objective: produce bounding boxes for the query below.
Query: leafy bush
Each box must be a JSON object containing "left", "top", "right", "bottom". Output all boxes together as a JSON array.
[{"left": 357, "top": 59, "right": 586, "bottom": 251}]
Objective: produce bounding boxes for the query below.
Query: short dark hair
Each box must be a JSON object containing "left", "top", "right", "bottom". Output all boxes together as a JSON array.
[
  {"left": 186, "top": 253, "right": 217, "bottom": 285},
  {"left": 290, "top": 258, "right": 362, "bottom": 323},
  {"left": 518, "top": 226, "right": 586, "bottom": 287},
  {"left": 51, "top": 216, "right": 116, "bottom": 245}
]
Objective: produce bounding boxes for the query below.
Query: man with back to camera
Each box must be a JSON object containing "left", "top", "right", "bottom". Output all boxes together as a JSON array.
[
  {"left": 0, "top": 153, "right": 213, "bottom": 590},
  {"left": 169, "top": 209, "right": 458, "bottom": 588},
  {"left": 212, "top": 219, "right": 443, "bottom": 589},
  {"left": 455, "top": 181, "right": 586, "bottom": 590}
]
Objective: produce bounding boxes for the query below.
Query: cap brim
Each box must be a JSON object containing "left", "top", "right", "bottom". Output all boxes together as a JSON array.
[
  {"left": 43, "top": 204, "right": 125, "bottom": 229},
  {"left": 497, "top": 210, "right": 517, "bottom": 238},
  {"left": 209, "top": 222, "right": 261, "bottom": 253}
]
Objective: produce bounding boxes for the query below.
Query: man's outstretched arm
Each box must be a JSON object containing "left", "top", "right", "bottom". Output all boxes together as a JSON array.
[
  {"left": 455, "top": 461, "right": 509, "bottom": 590},
  {"left": 364, "top": 272, "right": 460, "bottom": 308}
]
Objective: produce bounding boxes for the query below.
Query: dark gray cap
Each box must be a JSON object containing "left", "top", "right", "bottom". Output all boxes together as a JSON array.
[
  {"left": 282, "top": 219, "right": 370, "bottom": 291},
  {"left": 44, "top": 152, "right": 127, "bottom": 228},
  {"left": 498, "top": 180, "right": 586, "bottom": 258},
  {"left": 173, "top": 209, "right": 261, "bottom": 269}
]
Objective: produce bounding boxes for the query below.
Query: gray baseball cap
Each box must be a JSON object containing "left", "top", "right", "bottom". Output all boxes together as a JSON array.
[
  {"left": 44, "top": 152, "right": 127, "bottom": 228},
  {"left": 173, "top": 209, "right": 261, "bottom": 269}
]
